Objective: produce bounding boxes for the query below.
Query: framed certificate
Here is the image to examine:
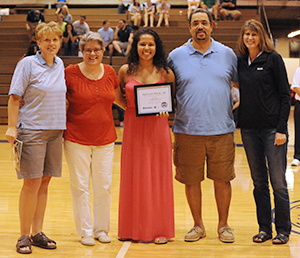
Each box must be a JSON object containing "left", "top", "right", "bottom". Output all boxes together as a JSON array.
[{"left": 134, "top": 82, "right": 174, "bottom": 117}]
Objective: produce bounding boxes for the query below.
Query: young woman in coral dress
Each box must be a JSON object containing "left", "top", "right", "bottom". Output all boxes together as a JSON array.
[{"left": 118, "top": 28, "right": 175, "bottom": 244}]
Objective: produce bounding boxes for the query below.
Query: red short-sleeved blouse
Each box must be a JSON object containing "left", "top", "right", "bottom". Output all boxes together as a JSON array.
[{"left": 64, "top": 64, "right": 119, "bottom": 146}]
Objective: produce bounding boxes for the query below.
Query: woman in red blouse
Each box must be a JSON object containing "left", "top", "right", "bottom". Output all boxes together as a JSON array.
[{"left": 64, "top": 31, "right": 125, "bottom": 246}]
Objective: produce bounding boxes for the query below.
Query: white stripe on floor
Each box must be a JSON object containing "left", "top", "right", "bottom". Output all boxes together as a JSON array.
[{"left": 116, "top": 241, "right": 131, "bottom": 258}]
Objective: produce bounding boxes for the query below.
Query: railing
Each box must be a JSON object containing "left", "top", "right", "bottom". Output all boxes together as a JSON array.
[{"left": 257, "top": 0, "right": 274, "bottom": 42}]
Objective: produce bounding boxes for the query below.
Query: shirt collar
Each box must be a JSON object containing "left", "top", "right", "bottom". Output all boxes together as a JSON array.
[
  {"left": 36, "top": 51, "right": 58, "bottom": 66},
  {"left": 248, "top": 51, "right": 263, "bottom": 65},
  {"left": 187, "top": 37, "right": 218, "bottom": 56}
]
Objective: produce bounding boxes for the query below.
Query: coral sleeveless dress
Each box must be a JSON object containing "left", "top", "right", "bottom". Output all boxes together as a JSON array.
[{"left": 118, "top": 74, "right": 175, "bottom": 241}]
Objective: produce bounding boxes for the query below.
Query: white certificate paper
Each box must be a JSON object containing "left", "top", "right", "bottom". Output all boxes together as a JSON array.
[{"left": 134, "top": 83, "right": 174, "bottom": 116}]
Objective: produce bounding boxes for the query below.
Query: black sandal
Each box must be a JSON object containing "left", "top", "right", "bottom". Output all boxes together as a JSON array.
[
  {"left": 16, "top": 235, "right": 32, "bottom": 254},
  {"left": 253, "top": 232, "right": 272, "bottom": 243},
  {"left": 31, "top": 232, "right": 56, "bottom": 249},
  {"left": 272, "top": 234, "right": 289, "bottom": 245}
]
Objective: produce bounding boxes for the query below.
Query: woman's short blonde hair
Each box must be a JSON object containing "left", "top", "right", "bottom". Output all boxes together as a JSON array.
[
  {"left": 57, "top": 14, "right": 64, "bottom": 20},
  {"left": 35, "top": 21, "right": 63, "bottom": 41},
  {"left": 79, "top": 31, "right": 105, "bottom": 52}
]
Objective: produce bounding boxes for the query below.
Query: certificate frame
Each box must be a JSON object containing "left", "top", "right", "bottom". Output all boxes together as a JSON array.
[{"left": 134, "top": 82, "right": 174, "bottom": 117}]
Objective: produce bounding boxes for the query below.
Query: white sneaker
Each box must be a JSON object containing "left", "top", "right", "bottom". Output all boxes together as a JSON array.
[
  {"left": 81, "top": 236, "right": 95, "bottom": 246},
  {"left": 97, "top": 234, "right": 111, "bottom": 243},
  {"left": 291, "top": 159, "right": 300, "bottom": 166}
]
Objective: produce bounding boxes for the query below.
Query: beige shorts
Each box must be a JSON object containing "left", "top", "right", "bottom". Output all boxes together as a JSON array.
[
  {"left": 173, "top": 132, "right": 235, "bottom": 185},
  {"left": 222, "top": 9, "right": 241, "bottom": 18},
  {"left": 118, "top": 41, "right": 129, "bottom": 50},
  {"left": 16, "top": 128, "right": 63, "bottom": 179}
]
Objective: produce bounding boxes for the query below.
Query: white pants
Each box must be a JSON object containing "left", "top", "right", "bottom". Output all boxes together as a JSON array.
[{"left": 64, "top": 140, "right": 114, "bottom": 238}]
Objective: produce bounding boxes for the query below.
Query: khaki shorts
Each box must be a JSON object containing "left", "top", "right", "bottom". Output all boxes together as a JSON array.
[
  {"left": 16, "top": 128, "right": 63, "bottom": 179},
  {"left": 222, "top": 9, "right": 241, "bottom": 18},
  {"left": 173, "top": 132, "right": 235, "bottom": 185},
  {"left": 118, "top": 41, "right": 129, "bottom": 50}
]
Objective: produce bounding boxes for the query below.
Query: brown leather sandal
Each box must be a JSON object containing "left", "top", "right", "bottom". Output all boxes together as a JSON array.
[
  {"left": 31, "top": 232, "right": 56, "bottom": 249},
  {"left": 16, "top": 235, "right": 32, "bottom": 254}
]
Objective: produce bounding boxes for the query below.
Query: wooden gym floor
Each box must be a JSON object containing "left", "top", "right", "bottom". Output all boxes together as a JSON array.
[{"left": 0, "top": 109, "right": 300, "bottom": 258}]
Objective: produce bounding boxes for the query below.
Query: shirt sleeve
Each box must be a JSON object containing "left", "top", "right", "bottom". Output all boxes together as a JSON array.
[
  {"left": 9, "top": 58, "right": 31, "bottom": 97},
  {"left": 291, "top": 67, "right": 300, "bottom": 89},
  {"left": 85, "top": 23, "right": 90, "bottom": 33},
  {"left": 127, "top": 25, "right": 133, "bottom": 34},
  {"left": 271, "top": 52, "right": 291, "bottom": 134}
]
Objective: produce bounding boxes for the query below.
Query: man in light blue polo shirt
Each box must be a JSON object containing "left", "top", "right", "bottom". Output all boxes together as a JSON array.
[
  {"left": 97, "top": 20, "right": 114, "bottom": 65},
  {"left": 168, "top": 8, "right": 238, "bottom": 243}
]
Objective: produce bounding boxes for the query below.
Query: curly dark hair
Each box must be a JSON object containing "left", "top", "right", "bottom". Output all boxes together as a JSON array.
[{"left": 127, "top": 28, "right": 169, "bottom": 75}]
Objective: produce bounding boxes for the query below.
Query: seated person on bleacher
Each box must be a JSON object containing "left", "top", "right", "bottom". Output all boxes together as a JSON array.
[
  {"left": 187, "top": 0, "right": 200, "bottom": 19},
  {"left": 143, "top": 0, "right": 155, "bottom": 27},
  {"left": 63, "top": 23, "right": 79, "bottom": 56},
  {"left": 128, "top": 0, "right": 143, "bottom": 27},
  {"left": 156, "top": 0, "right": 170, "bottom": 27},
  {"left": 112, "top": 19, "right": 134, "bottom": 57},
  {"left": 55, "top": 0, "right": 69, "bottom": 15},
  {"left": 98, "top": 20, "right": 114, "bottom": 65},
  {"left": 61, "top": 5, "right": 73, "bottom": 24},
  {"left": 57, "top": 14, "right": 67, "bottom": 32},
  {"left": 219, "top": 0, "right": 241, "bottom": 20},
  {"left": 26, "top": 10, "right": 45, "bottom": 41},
  {"left": 73, "top": 15, "right": 90, "bottom": 39},
  {"left": 201, "top": 0, "right": 219, "bottom": 20},
  {"left": 118, "top": 0, "right": 133, "bottom": 14}
]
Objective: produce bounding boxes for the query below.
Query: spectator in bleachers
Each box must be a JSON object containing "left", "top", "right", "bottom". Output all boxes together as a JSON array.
[
  {"left": 128, "top": 0, "right": 143, "bottom": 27},
  {"left": 219, "top": 0, "right": 241, "bottom": 21},
  {"left": 156, "top": 0, "right": 170, "bottom": 27},
  {"left": 26, "top": 10, "right": 45, "bottom": 41},
  {"left": 143, "top": 0, "right": 155, "bottom": 27},
  {"left": 55, "top": 0, "right": 68, "bottom": 15},
  {"left": 98, "top": 20, "right": 114, "bottom": 65},
  {"left": 73, "top": 15, "right": 90, "bottom": 39},
  {"left": 113, "top": 19, "right": 134, "bottom": 57},
  {"left": 118, "top": 0, "right": 133, "bottom": 14},
  {"left": 57, "top": 14, "right": 67, "bottom": 32},
  {"left": 63, "top": 23, "right": 79, "bottom": 56},
  {"left": 187, "top": 0, "right": 200, "bottom": 19},
  {"left": 24, "top": 43, "right": 38, "bottom": 57},
  {"left": 61, "top": 5, "right": 72, "bottom": 24},
  {"left": 201, "top": 0, "right": 220, "bottom": 20}
]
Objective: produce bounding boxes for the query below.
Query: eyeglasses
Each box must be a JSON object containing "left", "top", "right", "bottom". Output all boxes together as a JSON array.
[
  {"left": 84, "top": 49, "right": 102, "bottom": 55},
  {"left": 191, "top": 21, "right": 210, "bottom": 27}
]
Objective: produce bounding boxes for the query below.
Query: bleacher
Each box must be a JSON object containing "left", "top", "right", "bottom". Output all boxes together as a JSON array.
[{"left": 0, "top": 5, "right": 260, "bottom": 125}]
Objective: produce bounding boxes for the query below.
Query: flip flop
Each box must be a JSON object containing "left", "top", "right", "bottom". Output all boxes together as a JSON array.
[
  {"left": 253, "top": 232, "right": 272, "bottom": 243},
  {"left": 272, "top": 234, "right": 289, "bottom": 245}
]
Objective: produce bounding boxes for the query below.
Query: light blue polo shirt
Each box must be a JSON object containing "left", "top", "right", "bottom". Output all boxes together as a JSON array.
[
  {"left": 168, "top": 38, "right": 238, "bottom": 136},
  {"left": 97, "top": 27, "right": 114, "bottom": 45},
  {"left": 9, "top": 51, "right": 66, "bottom": 130}
]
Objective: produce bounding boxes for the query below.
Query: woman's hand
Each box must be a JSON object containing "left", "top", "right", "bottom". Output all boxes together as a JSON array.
[
  {"left": 6, "top": 126, "right": 18, "bottom": 146},
  {"left": 19, "top": 99, "right": 25, "bottom": 107},
  {"left": 156, "top": 111, "right": 169, "bottom": 117},
  {"left": 274, "top": 132, "right": 286, "bottom": 146}
]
